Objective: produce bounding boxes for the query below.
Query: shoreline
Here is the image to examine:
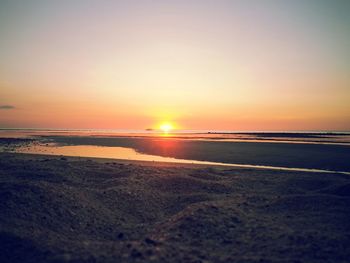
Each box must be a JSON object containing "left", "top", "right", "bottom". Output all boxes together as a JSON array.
[
  {"left": 5, "top": 151, "right": 350, "bottom": 176},
  {"left": 26, "top": 136, "right": 350, "bottom": 172},
  {"left": 2, "top": 136, "right": 350, "bottom": 173}
]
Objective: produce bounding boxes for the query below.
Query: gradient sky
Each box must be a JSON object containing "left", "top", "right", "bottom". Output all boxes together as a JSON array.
[{"left": 1, "top": 0, "right": 349, "bottom": 131}]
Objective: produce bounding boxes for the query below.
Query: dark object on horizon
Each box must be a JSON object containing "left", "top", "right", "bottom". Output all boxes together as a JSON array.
[{"left": 0, "top": 105, "right": 15, "bottom": 110}]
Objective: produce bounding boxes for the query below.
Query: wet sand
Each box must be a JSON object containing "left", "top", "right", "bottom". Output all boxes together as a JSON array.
[
  {"left": 1, "top": 152, "right": 350, "bottom": 262},
  {"left": 44, "top": 136, "right": 350, "bottom": 172}
]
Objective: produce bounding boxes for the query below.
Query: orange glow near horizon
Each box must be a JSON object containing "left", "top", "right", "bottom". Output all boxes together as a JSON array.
[{"left": 0, "top": 1, "right": 350, "bottom": 131}]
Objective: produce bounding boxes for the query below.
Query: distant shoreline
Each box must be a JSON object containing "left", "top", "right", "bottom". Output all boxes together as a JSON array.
[{"left": 1, "top": 127, "right": 350, "bottom": 134}]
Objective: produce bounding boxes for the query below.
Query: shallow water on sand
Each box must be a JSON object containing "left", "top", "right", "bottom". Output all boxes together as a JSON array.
[
  {"left": 14, "top": 143, "right": 350, "bottom": 175},
  {"left": 17, "top": 144, "right": 185, "bottom": 163}
]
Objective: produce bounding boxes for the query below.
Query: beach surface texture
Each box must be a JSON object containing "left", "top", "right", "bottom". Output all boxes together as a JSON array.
[{"left": 1, "top": 152, "right": 350, "bottom": 262}]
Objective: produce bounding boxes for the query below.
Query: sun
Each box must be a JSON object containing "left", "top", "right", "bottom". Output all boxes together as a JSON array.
[{"left": 159, "top": 122, "right": 174, "bottom": 133}]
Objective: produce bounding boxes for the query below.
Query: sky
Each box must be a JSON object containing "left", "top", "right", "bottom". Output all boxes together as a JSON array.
[{"left": 0, "top": 0, "right": 349, "bottom": 131}]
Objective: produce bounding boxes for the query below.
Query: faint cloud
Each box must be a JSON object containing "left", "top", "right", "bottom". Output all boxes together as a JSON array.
[{"left": 0, "top": 105, "right": 15, "bottom": 110}]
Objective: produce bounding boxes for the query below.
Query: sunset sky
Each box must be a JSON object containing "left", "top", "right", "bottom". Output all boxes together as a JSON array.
[{"left": 1, "top": 0, "right": 349, "bottom": 131}]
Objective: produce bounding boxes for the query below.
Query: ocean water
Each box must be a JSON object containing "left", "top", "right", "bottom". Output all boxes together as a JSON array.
[
  {"left": 1, "top": 128, "right": 350, "bottom": 174},
  {"left": 1, "top": 128, "right": 350, "bottom": 144},
  {"left": 11, "top": 143, "right": 350, "bottom": 175}
]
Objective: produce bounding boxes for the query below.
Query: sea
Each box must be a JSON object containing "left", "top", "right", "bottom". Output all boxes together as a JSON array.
[{"left": 1, "top": 128, "right": 350, "bottom": 175}]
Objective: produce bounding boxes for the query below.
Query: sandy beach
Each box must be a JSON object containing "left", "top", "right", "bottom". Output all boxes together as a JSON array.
[{"left": 1, "top": 151, "right": 350, "bottom": 262}]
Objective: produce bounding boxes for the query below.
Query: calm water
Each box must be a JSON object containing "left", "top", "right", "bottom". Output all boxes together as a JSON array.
[
  {"left": 1, "top": 128, "right": 350, "bottom": 144},
  {"left": 1, "top": 129, "right": 350, "bottom": 175},
  {"left": 11, "top": 142, "right": 350, "bottom": 175}
]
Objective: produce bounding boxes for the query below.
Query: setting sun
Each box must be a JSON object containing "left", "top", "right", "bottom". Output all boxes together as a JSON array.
[{"left": 159, "top": 123, "right": 174, "bottom": 133}]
